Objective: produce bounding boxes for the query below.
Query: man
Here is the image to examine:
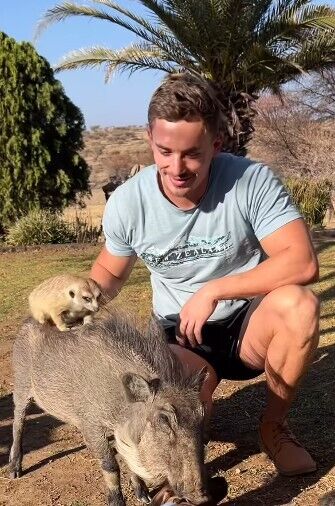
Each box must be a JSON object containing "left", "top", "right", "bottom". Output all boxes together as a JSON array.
[{"left": 91, "top": 73, "right": 319, "bottom": 477}]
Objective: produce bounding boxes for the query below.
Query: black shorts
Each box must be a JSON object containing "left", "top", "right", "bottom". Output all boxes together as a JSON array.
[{"left": 163, "top": 301, "right": 264, "bottom": 381}]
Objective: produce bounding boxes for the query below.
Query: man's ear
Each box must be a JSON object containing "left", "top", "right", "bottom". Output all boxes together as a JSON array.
[{"left": 147, "top": 126, "right": 153, "bottom": 146}]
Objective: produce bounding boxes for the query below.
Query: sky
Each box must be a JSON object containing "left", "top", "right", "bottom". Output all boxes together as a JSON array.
[
  {"left": 0, "top": 0, "right": 164, "bottom": 128},
  {"left": 1, "top": 0, "right": 334, "bottom": 129}
]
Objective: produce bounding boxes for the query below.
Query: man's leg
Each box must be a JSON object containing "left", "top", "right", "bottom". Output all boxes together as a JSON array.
[
  {"left": 238, "top": 284, "right": 320, "bottom": 475},
  {"left": 169, "top": 344, "right": 219, "bottom": 416}
]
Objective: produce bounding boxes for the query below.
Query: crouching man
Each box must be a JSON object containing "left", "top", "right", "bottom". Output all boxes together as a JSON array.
[{"left": 91, "top": 72, "right": 320, "bottom": 477}]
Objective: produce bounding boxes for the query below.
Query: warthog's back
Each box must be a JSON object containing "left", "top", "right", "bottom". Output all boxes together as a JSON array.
[{"left": 13, "top": 314, "right": 184, "bottom": 426}]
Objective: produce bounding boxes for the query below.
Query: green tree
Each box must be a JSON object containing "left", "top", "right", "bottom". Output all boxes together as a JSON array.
[
  {"left": 39, "top": 0, "right": 335, "bottom": 155},
  {"left": 0, "top": 32, "right": 90, "bottom": 232}
]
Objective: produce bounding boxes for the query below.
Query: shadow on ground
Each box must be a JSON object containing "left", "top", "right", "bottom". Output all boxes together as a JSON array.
[{"left": 0, "top": 396, "right": 66, "bottom": 469}]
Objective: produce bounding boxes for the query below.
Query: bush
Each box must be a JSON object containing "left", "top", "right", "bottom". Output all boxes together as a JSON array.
[
  {"left": 284, "top": 177, "right": 332, "bottom": 227},
  {"left": 70, "top": 214, "right": 102, "bottom": 244},
  {"left": 5, "top": 209, "right": 76, "bottom": 246}
]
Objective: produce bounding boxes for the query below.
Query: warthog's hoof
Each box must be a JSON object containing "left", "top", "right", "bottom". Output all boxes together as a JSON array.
[
  {"left": 9, "top": 467, "right": 22, "bottom": 479},
  {"left": 107, "top": 490, "right": 126, "bottom": 506},
  {"left": 133, "top": 481, "right": 151, "bottom": 503}
]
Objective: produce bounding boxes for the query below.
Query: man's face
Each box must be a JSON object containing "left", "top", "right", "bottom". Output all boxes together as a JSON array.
[{"left": 148, "top": 118, "right": 220, "bottom": 208}]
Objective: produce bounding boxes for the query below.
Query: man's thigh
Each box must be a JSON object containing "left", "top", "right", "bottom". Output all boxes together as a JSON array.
[{"left": 237, "top": 284, "right": 319, "bottom": 371}]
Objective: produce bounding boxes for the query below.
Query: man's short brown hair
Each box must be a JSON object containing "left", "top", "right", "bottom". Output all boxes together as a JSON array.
[{"left": 148, "top": 72, "right": 222, "bottom": 136}]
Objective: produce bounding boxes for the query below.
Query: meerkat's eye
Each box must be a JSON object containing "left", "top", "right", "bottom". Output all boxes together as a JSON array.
[
  {"left": 83, "top": 296, "right": 92, "bottom": 302},
  {"left": 69, "top": 290, "right": 75, "bottom": 298}
]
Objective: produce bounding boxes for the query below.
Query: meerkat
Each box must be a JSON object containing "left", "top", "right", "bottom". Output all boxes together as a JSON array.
[{"left": 28, "top": 274, "right": 102, "bottom": 331}]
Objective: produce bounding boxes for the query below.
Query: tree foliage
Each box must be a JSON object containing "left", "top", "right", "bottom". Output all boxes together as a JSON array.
[
  {"left": 0, "top": 32, "right": 90, "bottom": 231},
  {"left": 38, "top": 0, "right": 335, "bottom": 154}
]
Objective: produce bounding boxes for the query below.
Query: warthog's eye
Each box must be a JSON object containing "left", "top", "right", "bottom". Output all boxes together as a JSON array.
[{"left": 83, "top": 296, "right": 92, "bottom": 302}]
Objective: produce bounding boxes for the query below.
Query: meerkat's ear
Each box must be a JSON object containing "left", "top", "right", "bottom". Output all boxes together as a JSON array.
[{"left": 69, "top": 290, "right": 75, "bottom": 298}]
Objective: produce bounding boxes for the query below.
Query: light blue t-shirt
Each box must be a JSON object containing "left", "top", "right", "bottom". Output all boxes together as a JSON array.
[{"left": 103, "top": 153, "right": 301, "bottom": 327}]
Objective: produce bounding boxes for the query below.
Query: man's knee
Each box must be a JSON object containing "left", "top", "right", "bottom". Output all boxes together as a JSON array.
[
  {"left": 168, "top": 344, "right": 218, "bottom": 403},
  {"left": 267, "top": 285, "right": 320, "bottom": 348}
]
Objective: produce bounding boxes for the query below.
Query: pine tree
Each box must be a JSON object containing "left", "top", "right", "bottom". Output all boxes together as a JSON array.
[{"left": 0, "top": 32, "right": 90, "bottom": 231}]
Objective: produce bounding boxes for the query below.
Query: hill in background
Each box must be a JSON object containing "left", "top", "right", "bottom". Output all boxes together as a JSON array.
[
  {"left": 81, "top": 124, "right": 276, "bottom": 192},
  {"left": 82, "top": 126, "right": 153, "bottom": 190}
]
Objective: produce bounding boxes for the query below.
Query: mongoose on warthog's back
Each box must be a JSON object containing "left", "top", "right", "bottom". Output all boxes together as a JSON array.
[
  {"left": 28, "top": 274, "right": 101, "bottom": 331},
  {"left": 10, "top": 313, "right": 209, "bottom": 506}
]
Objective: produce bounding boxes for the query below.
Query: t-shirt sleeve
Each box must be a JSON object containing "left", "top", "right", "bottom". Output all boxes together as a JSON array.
[
  {"left": 102, "top": 189, "right": 135, "bottom": 256},
  {"left": 244, "top": 163, "right": 302, "bottom": 241}
]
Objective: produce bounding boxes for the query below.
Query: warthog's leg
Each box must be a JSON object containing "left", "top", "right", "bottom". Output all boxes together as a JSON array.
[
  {"left": 9, "top": 396, "right": 31, "bottom": 478},
  {"left": 130, "top": 473, "right": 151, "bottom": 503},
  {"left": 82, "top": 428, "right": 125, "bottom": 506}
]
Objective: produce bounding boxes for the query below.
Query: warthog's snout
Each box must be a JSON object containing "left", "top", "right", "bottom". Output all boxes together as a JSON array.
[{"left": 175, "top": 488, "right": 209, "bottom": 505}]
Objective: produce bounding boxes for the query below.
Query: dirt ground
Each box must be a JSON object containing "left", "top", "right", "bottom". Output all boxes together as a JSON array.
[{"left": 1, "top": 238, "right": 335, "bottom": 506}]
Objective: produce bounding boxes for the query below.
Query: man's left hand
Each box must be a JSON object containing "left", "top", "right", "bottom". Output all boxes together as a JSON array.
[{"left": 176, "top": 288, "right": 218, "bottom": 347}]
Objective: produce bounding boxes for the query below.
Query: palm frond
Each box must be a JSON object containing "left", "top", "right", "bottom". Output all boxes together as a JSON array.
[
  {"left": 290, "top": 31, "right": 335, "bottom": 71},
  {"left": 257, "top": 4, "right": 335, "bottom": 47},
  {"left": 53, "top": 44, "right": 177, "bottom": 78},
  {"left": 37, "top": 2, "right": 199, "bottom": 72},
  {"left": 138, "top": 0, "right": 205, "bottom": 62},
  {"left": 36, "top": 2, "right": 163, "bottom": 46}
]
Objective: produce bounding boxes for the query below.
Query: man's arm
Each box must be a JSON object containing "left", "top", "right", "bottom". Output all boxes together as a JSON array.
[
  {"left": 90, "top": 245, "right": 137, "bottom": 299},
  {"left": 178, "top": 218, "right": 319, "bottom": 345},
  {"left": 204, "top": 218, "right": 318, "bottom": 300}
]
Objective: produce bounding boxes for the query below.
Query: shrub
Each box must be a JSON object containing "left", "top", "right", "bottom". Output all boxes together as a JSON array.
[
  {"left": 70, "top": 214, "right": 102, "bottom": 243},
  {"left": 5, "top": 209, "right": 76, "bottom": 246},
  {"left": 284, "top": 177, "right": 332, "bottom": 227}
]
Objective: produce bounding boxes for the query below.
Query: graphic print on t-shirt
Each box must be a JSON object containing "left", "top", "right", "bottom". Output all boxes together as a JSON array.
[{"left": 141, "top": 232, "right": 233, "bottom": 269}]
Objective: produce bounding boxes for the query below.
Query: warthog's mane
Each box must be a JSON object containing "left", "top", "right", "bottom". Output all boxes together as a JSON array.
[{"left": 80, "top": 309, "right": 201, "bottom": 390}]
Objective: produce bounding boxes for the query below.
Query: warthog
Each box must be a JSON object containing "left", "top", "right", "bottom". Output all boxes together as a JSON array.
[{"left": 9, "top": 313, "right": 209, "bottom": 506}]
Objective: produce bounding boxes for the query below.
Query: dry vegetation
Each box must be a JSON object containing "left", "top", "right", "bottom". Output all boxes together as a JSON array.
[{"left": 248, "top": 95, "right": 335, "bottom": 184}]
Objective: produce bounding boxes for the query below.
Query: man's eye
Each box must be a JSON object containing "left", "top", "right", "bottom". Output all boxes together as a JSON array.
[
  {"left": 160, "top": 151, "right": 171, "bottom": 156},
  {"left": 187, "top": 152, "right": 201, "bottom": 158}
]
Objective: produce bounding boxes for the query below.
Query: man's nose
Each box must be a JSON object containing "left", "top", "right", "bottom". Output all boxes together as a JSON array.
[{"left": 169, "top": 155, "right": 184, "bottom": 174}]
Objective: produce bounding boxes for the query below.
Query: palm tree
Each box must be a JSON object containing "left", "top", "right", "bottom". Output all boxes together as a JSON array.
[{"left": 38, "top": 0, "right": 335, "bottom": 155}]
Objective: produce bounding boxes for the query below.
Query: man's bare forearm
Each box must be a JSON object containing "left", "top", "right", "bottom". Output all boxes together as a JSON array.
[
  {"left": 90, "top": 261, "right": 127, "bottom": 300},
  {"left": 89, "top": 248, "right": 137, "bottom": 301}
]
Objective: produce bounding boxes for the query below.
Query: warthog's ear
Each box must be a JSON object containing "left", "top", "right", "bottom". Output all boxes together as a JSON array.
[
  {"left": 122, "top": 373, "right": 160, "bottom": 403},
  {"left": 188, "top": 366, "right": 208, "bottom": 392}
]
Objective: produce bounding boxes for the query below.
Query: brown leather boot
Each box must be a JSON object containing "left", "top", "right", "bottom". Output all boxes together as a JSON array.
[{"left": 259, "top": 418, "right": 317, "bottom": 476}]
